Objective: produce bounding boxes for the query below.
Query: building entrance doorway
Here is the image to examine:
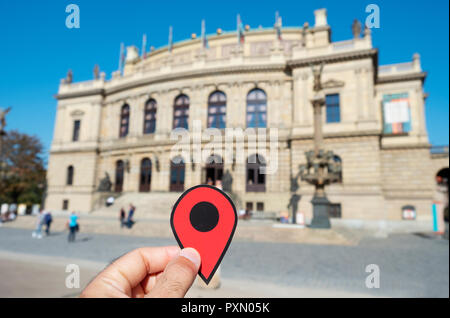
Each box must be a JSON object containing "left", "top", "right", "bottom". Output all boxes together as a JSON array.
[
  {"left": 170, "top": 156, "right": 185, "bottom": 192},
  {"left": 139, "top": 158, "right": 152, "bottom": 192}
]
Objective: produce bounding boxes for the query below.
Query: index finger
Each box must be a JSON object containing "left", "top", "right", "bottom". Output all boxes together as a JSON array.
[{"left": 87, "top": 246, "right": 180, "bottom": 296}]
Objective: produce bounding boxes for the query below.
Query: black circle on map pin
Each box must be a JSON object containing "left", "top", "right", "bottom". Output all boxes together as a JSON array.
[{"left": 170, "top": 185, "right": 238, "bottom": 284}]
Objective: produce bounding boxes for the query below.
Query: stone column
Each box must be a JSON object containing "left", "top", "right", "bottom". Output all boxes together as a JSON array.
[
  {"left": 414, "top": 88, "right": 427, "bottom": 137},
  {"left": 366, "top": 68, "right": 376, "bottom": 120},
  {"left": 236, "top": 82, "right": 247, "bottom": 128},
  {"left": 300, "top": 72, "right": 311, "bottom": 126},
  {"left": 355, "top": 68, "right": 364, "bottom": 120},
  {"left": 112, "top": 101, "right": 123, "bottom": 140},
  {"left": 128, "top": 96, "right": 140, "bottom": 138},
  {"left": 136, "top": 95, "right": 147, "bottom": 136},
  {"left": 127, "top": 153, "right": 140, "bottom": 192},
  {"left": 160, "top": 150, "right": 171, "bottom": 191},
  {"left": 162, "top": 89, "right": 175, "bottom": 136},
  {"left": 409, "top": 88, "right": 420, "bottom": 137},
  {"left": 268, "top": 80, "right": 281, "bottom": 128}
]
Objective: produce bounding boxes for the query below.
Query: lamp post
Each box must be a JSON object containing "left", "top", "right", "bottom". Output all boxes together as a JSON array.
[{"left": 298, "top": 65, "right": 341, "bottom": 229}]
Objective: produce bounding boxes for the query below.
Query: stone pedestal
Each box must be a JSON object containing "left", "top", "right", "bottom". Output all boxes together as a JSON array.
[{"left": 309, "top": 196, "right": 331, "bottom": 229}]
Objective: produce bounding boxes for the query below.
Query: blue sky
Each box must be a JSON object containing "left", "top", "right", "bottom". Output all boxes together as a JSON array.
[{"left": 0, "top": 0, "right": 448, "bottom": 159}]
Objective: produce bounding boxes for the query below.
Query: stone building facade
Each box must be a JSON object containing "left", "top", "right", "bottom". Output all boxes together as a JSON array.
[{"left": 46, "top": 9, "right": 448, "bottom": 222}]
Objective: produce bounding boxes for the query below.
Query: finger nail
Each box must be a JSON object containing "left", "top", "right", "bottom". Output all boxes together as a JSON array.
[{"left": 179, "top": 248, "right": 201, "bottom": 268}]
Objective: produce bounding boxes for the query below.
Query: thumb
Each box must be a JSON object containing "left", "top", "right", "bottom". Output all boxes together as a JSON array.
[{"left": 147, "top": 248, "right": 201, "bottom": 298}]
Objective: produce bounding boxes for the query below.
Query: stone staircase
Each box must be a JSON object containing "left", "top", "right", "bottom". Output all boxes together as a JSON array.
[
  {"left": 93, "top": 192, "right": 181, "bottom": 220},
  {"left": 92, "top": 191, "right": 279, "bottom": 221}
]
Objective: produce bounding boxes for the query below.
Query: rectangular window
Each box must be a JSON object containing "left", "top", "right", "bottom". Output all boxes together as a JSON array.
[
  {"left": 326, "top": 94, "right": 340, "bottom": 123},
  {"left": 382, "top": 93, "right": 411, "bottom": 135},
  {"left": 72, "top": 120, "right": 81, "bottom": 141},
  {"left": 256, "top": 202, "right": 264, "bottom": 211},
  {"left": 246, "top": 202, "right": 253, "bottom": 211},
  {"left": 62, "top": 200, "right": 69, "bottom": 210}
]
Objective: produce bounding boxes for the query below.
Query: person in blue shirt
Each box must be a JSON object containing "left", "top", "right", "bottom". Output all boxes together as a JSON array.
[
  {"left": 67, "top": 211, "right": 79, "bottom": 242},
  {"left": 43, "top": 210, "right": 53, "bottom": 235}
]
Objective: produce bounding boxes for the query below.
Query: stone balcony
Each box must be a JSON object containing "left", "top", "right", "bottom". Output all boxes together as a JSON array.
[{"left": 378, "top": 53, "right": 426, "bottom": 84}]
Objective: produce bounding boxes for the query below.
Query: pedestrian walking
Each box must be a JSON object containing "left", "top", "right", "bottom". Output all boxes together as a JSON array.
[
  {"left": 119, "top": 207, "right": 126, "bottom": 228},
  {"left": 32, "top": 209, "right": 44, "bottom": 239},
  {"left": 43, "top": 210, "right": 53, "bottom": 235},
  {"left": 127, "top": 204, "right": 136, "bottom": 228},
  {"left": 67, "top": 211, "right": 79, "bottom": 242}
]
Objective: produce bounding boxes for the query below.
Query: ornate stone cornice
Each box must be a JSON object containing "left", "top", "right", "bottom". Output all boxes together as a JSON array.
[
  {"left": 55, "top": 63, "right": 288, "bottom": 100},
  {"left": 56, "top": 48, "right": 378, "bottom": 101},
  {"left": 55, "top": 88, "right": 104, "bottom": 100},
  {"left": 290, "top": 129, "right": 381, "bottom": 141},
  {"left": 380, "top": 142, "right": 431, "bottom": 151},
  {"left": 431, "top": 153, "right": 449, "bottom": 160},
  {"left": 287, "top": 48, "right": 378, "bottom": 68},
  {"left": 377, "top": 72, "right": 427, "bottom": 84},
  {"left": 106, "top": 63, "right": 288, "bottom": 96}
]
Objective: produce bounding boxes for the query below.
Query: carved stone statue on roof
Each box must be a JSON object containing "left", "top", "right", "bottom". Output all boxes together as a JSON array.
[
  {"left": 352, "top": 19, "right": 362, "bottom": 38},
  {"left": 93, "top": 64, "right": 100, "bottom": 80},
  {"left": 311, "top": 63, "right": 324, "bottom": 92},
  {"left": 66, "top": 69, "right": 73, "bottom": 84}
]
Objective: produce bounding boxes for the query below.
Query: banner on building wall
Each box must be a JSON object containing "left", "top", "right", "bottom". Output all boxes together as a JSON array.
[{"left": 382, "top": 93, "right": 411, "bottom": 134}]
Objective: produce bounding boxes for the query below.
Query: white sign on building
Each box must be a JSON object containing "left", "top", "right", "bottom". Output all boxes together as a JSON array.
[{"left": 384, "top": 99, "right": 409, "bottom": 124}]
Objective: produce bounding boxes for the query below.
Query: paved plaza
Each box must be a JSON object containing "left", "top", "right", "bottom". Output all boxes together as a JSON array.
[{"left": 0, "top": 221, "right": 448, "bottom": 298}]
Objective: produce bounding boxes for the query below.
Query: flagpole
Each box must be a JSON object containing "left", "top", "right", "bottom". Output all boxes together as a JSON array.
[
  {"left": 201, "top": 19, "right": 205, "bottom": 48},
  {"left": 119, "top": 42, "right": 124, "bottom": 75},
  {"left": 237, "top": 14, "right": 240, "bottom": 45},
  {"left": 201, "top": 19, "right": 208, "bottom": 49},
  {"left": 141, "top": 34, "right": 147, "bottom": 59},
  {"left": 168, "top": 26, "right": 173, "bottom": 53}
]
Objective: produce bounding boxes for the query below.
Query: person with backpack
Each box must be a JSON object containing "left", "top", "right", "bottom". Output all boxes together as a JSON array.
[{"left": 43, "top": 210, "right": 53, "bottom": 235}]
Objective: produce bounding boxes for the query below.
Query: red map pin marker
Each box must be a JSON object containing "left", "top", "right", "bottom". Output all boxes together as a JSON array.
[{"left": 170, "top": 185, "right": 238, "bottom": 284}]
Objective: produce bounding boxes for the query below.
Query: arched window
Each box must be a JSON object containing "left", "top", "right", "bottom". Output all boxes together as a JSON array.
[
  {"left": 246, "top": 88, "right": 267, "bottom": 128},
  {"left": 170, "top": 156, "right": 185, "bottom": 192},
  {"left": 173, "top": 95, "right": 189, "bottom": 129},
  {"left": 204, "top": 154, "right": 224, "bottom": 185},
  {"left": 143, "top": 99, "right": 157, "bottom": 134},
  {"left": 208, "top": 91, "right": 226, "bottom": 129},
  {"left": 246, "top": 154, "right": 266, "bottom": 192},
  {"left": 139, "top": 158, "right": 152, "bottom": 192},
  {"left": 66, "top": 165, "right": 74, "bottom": 186},
  {"left": 119, "top": 104, "right": 130, "bottom": 138},
  {"left": 115, "top": 160, "right": 124, "bottom": 192}
]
